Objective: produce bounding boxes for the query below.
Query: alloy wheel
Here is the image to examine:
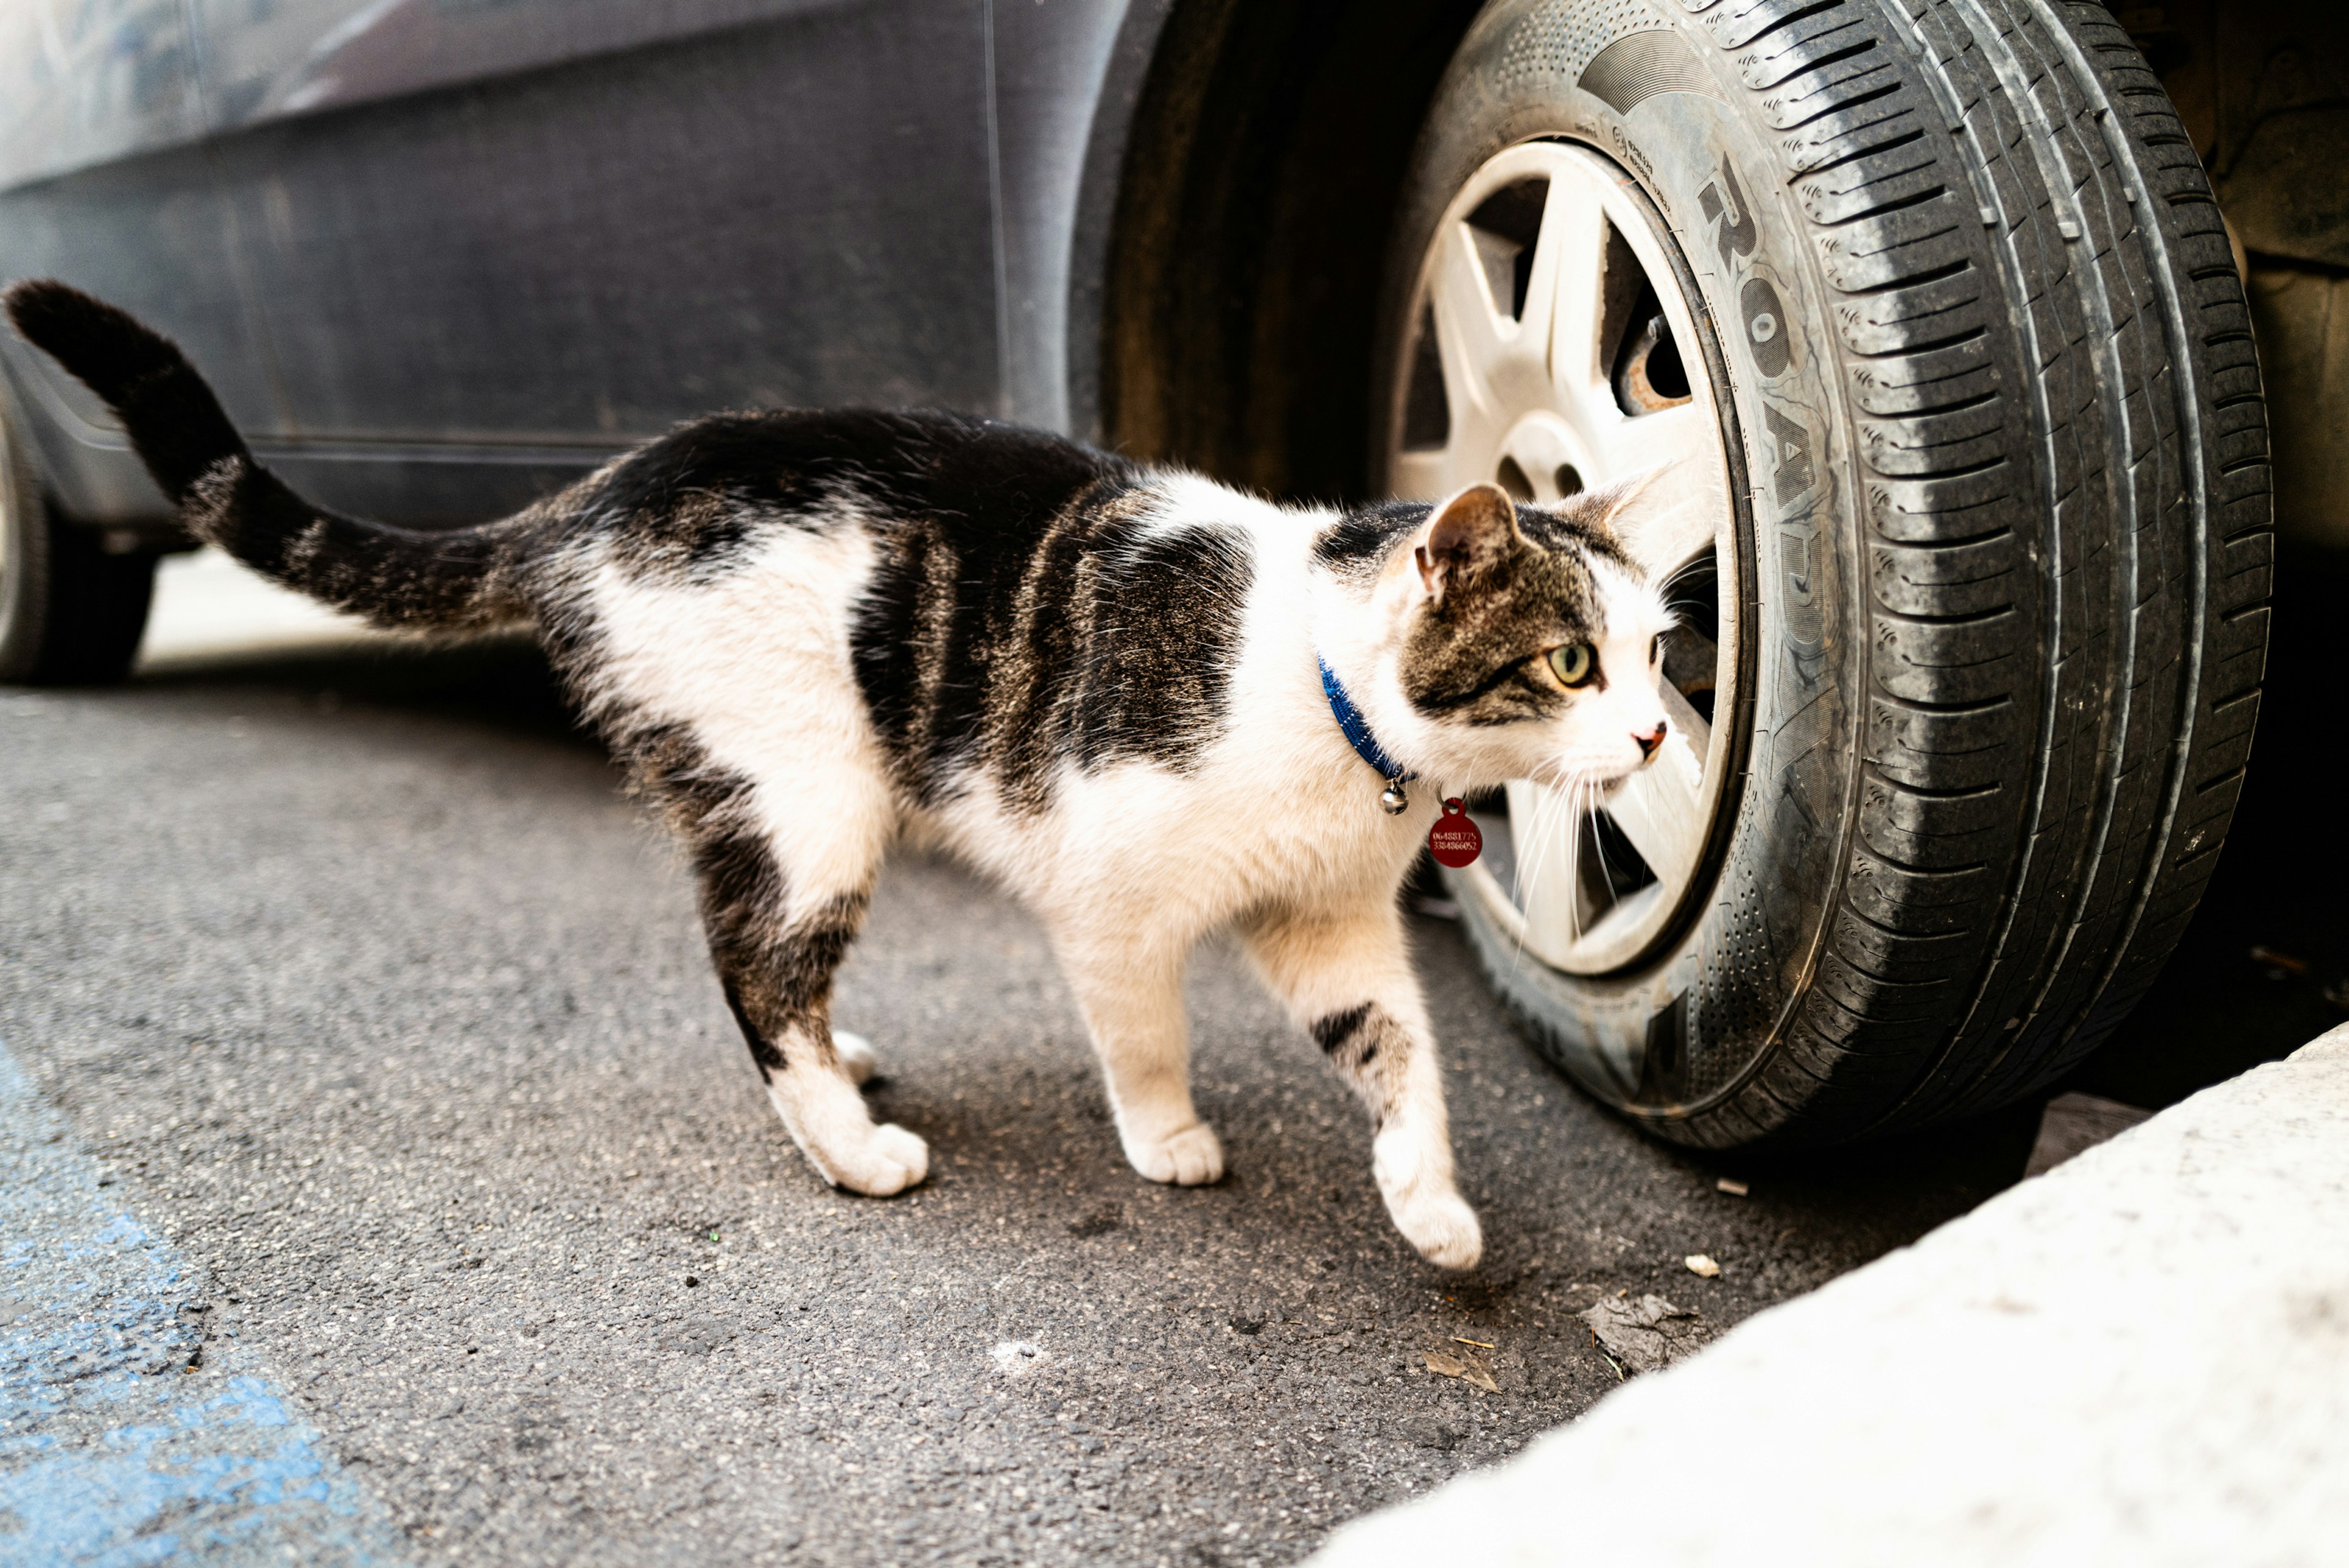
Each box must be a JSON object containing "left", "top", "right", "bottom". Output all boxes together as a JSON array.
[{"left": 1385, "top": 141, "right": 1739, "bottom": 976}]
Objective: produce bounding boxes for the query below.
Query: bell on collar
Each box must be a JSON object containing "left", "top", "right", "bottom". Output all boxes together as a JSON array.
[{"left": 1380, "top": 779, "right": 1410, "bottom": 815}]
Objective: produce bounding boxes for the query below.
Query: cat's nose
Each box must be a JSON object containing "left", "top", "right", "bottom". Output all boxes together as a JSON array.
[{"left": 1634, "top": 721, "right": 1668, "bottom": 760}]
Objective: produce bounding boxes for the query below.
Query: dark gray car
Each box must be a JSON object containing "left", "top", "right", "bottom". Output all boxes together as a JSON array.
[
  {"left": 0, "top": 1, "right": 1150, "bottom": 530},
  {"left": 0, "top": 0, "right": 2283, "bottom": 1156}
]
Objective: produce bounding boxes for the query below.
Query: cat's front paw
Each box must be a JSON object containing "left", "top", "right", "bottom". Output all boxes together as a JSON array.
[
  {"left": 826, "top": 1123, "right": 930, "bottom": 1197},
  {"left": 1389, "top": 1187, "right": 1483, "bottom": 1271},
  {"left": 1373, "top": 1124, "right": 1483, "bottom": 1268},
  {"left": 1124, "top": 1121, "right": 1225, "bottom": 1186}
]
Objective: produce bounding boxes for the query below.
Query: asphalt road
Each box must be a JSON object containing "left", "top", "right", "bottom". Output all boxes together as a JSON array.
[{"left": 2, "top": 559, "right": 2047, "bottom": 1568}]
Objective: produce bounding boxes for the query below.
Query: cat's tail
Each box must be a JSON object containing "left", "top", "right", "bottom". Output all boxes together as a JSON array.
[{"left": 3, "top": 280, "right": 540, "bottom": 631}]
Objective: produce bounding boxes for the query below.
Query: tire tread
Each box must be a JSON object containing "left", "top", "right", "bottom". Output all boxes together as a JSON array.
[{"left": 1666, "top": 0, "right": 2268, "bottom": 1143}]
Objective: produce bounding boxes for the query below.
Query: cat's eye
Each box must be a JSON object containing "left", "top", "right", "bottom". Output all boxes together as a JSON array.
[{"left": 1547, "top": 642, "right": 1597, "bottom": 688}]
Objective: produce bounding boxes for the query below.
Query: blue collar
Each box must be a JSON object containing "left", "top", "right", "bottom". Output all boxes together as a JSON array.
[{"left": 1318, "top": 656, "right": 1415, "bottom": 784}]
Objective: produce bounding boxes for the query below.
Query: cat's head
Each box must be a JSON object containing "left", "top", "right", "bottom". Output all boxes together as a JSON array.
[{"left": 1326, "top": 479, "right": 1680, "bottom": 794}]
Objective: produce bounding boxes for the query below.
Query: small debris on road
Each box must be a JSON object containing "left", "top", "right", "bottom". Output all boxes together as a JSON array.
[
  {"left": 1578, "top": 1295, "right": 1705, "bottom": 1375},
  {"left": 1066, "top": 1205, "right": 1123, "bottom": 1238},
  {"left": 1715, "top": 1177, "right": 1749, "bottom": 1197},
  {"left": 1422, "top": 1348, "right": 1499, "bottom": 1392},
  {"left": 1450, "top": 1337, "right": 1494, "bottom": 1350},
  {"left": 1401, "top": 1414, "right": 1460, "bottom": 1450},
  {"left": 1684, "top": 1254, "right": 1721, "bottom": 1277},
  {"left": 989, "top": 1340, "right": 1046, "bottom": 1376}
]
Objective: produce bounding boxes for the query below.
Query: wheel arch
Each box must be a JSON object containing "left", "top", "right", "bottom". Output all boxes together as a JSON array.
[{"left": 1090, "top": 0, "right": 1484, "bottom": 500}]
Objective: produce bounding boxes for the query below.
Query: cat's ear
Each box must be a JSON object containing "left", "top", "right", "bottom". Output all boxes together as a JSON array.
[
  {"left": 1413, "top": 481, "right": 1520, "bottom": 608},
  {"left": 1583, "top": 464, "right": 1672, "bottom": 540},
  {"left": 1586, "top": 462, "right": 1720, "bottom": 580}
]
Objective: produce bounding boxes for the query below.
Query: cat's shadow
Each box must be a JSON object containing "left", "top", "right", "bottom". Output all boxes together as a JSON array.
[{"left": 133, "top": 632, "right": 592, "bottom": 751}]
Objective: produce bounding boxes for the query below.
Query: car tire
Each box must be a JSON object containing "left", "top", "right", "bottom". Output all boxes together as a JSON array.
[
  {"left": 1375, "top": 0, "right": 2271, "bottom": 1148},
  {"left": 0, "top": 399, "right": 155, "bottom": 685}
]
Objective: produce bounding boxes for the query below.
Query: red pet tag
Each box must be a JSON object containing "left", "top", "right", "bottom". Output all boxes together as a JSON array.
[{"left": 1428, "top": 798, "right": 1482, "bottom": 868}]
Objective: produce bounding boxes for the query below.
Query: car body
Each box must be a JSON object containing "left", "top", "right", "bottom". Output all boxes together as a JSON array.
[{"left": 0, "top": 0, "right": 1186, "bottom": 534}]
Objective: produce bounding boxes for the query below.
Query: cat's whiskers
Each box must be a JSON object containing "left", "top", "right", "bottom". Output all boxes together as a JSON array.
[
  {"left": 1549, "top": 776, "right": 1591, "bottom": 947},
  {"left": 1541, "top": 776, "right": 1578, "bottom": 940},
  {"left": 1586, "top": 776, "right": 1629, "bottom": 918},
  {"left": 1545, "top": 779, "right": 1584, "bottom": 945},
  {"left": 1497, "top": 773, "right": 1566, "bottom": 979},
  {"left": 1504, "top": 760, "right": 1622, "bottom": 961},
  {"left": 1652, "top": 546, "right": 1711, "bottom": 595},
  {"left": 1579, "top": 776, "right": 1606, "bottom": 942}
]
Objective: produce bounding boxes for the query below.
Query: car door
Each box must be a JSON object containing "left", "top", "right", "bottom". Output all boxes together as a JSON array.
[
  {"left": 188, "top": 0, "right": 1001, "bottom": 524},
  {"left": 0, "top": 0, "right": 279, "bottom": 524}
]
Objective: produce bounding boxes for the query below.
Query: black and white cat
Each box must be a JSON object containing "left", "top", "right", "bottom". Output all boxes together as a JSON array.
[{"left": 6, "top": 281, "right": 1679, "bottom": 1269}]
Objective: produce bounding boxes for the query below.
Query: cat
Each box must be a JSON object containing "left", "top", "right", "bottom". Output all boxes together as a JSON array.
[{"left": 4, "top": 280, "right": 1679, "bottom": 1269}]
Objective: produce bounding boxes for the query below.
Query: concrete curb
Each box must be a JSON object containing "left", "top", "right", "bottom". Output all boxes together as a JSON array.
[{"left": 1313, "top": 1027, "right": 2349, "bottom": 1567}]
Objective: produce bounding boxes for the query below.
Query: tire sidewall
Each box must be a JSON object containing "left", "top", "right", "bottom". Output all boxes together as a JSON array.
[
  {"left": 1376, "top": 0, "right": 1864, "bottom": 1134},
  {"left": 0, "top": 390, "right": 55, "bottom": 683}
]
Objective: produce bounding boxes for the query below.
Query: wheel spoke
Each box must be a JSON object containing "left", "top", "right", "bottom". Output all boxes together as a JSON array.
[
  {"left": 1596, "top": 403, "right": 1721, "bottom": 579},
  {"left": 1659, "top": 674, "right": 1712, "bottom": 761},
  {"left": 1520, "top": 175, "right": 1608, "bottom": 396},
  {"left": 1573, "top": 878, "right": 1666, "bottom": 949},
  {"left": 1496, "top": 419, "right": 1579, "bottom": 504},
  {"left": 1602, "top": 728, "right": 1707, "bottom": 893},
  {"left": 1390, "top": 448, "right": 1452, "bottom": 501},
  {"left": 1604, "top": 399, "right": 1712, "bottom": 473},
  {"left": 1506, "top": 778, "right": 1589, "bottom": 959},
  {"left": 1430, "top": 221, "right": 1508, "bottom": 429}
]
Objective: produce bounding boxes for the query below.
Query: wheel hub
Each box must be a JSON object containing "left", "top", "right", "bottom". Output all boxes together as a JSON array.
[{"left": 1494, "top": 411, "right": 1591, "bottom": 503}]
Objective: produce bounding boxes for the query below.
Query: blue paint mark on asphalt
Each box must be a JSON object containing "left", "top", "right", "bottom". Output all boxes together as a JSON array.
[{"left": 0, "top": 1042, "right": 402, "bottom": 1566}]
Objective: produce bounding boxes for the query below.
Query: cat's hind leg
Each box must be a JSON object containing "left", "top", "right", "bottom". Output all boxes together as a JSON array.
[
  {"left": 1056, "top": 935, "right": 1224, "bottom": 1186},
  {"left": 642, "top": 735, "right": 925, "bottom": 1196},
  {"left": 1242, "top": 903, "right": 1482, "bottom": 1269}
]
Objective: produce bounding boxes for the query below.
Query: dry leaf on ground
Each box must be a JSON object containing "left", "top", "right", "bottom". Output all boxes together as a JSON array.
[
  {"left": 1578, "top": 1294, "right": 1706, "bottom": 1375},
  {"left": 1422, "top": 1348, "right": 1501, "bottom": 1392}
]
